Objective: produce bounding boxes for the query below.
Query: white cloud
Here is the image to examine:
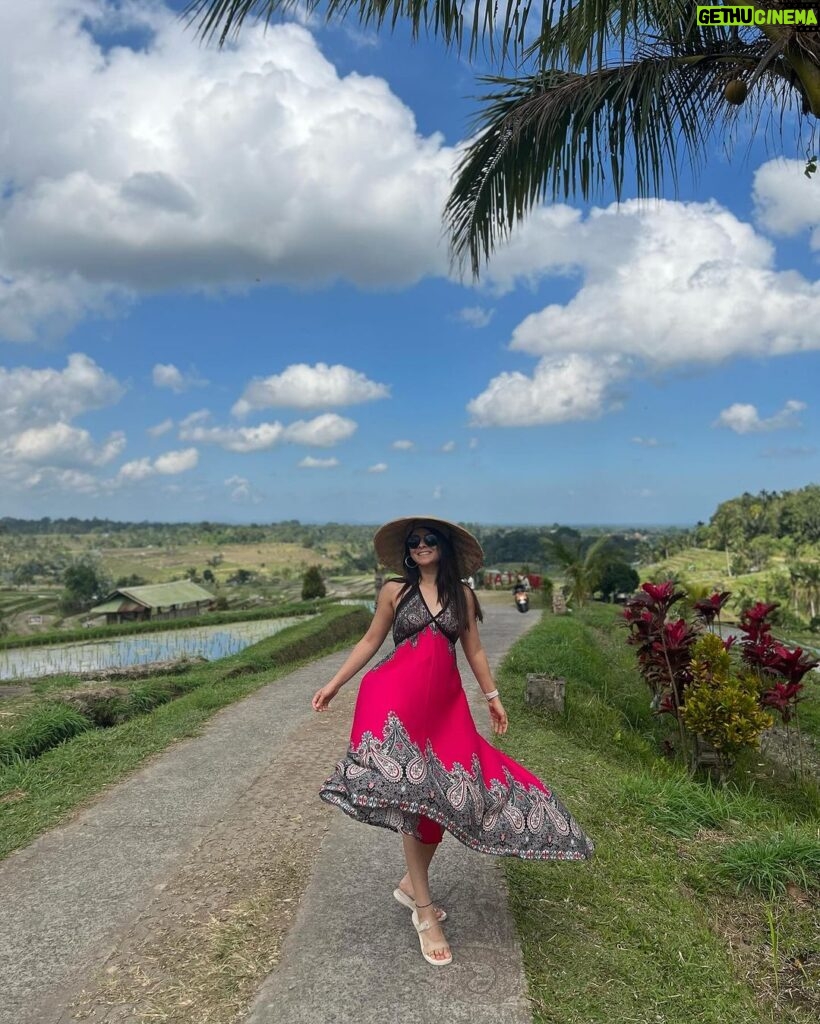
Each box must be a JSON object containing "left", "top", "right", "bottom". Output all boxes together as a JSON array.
[
  {"left": 152, "top": 363, "right": 207, "bottom": 393},
  {"left": 178, "top": 411, "right": 356, "bottom": 450},
  {"left": 119, "top": 447, "right": 199, "bottom": 481},
  {"left": 180, "top": 418, "right": 286, "bottom": 452},
  {"left": 298, "top": 456, "right": 339, "bottom": 469},
  {"left": 367, "top": 462, "right": 388, "bottom": 473},
  {"left": 0, "top": 352, "right": 126, "bottom": 493},
  {"left": 179, "top": 409, "right": 211, "bottom": 428},
  {"left": 432, "top": 485, "right": 443, "bottom": 500},
  {"left": 441, "top": 440, "right": 456, "bottom": 452},
  {"left": 632, "top": 436, "right": 661, "bottom": 447},
  {"left": 147, "top": 417, "right": 174, "bottom": 437},
  {"left": 752, "top": 159, "right": 820, "bottom": 246},
  {"left": 232, "top": 362, "right": 389, "bottom": 415},
  {"left": 468, "top": 354, "right": 625, "bottom": 427},
  {"left": 392, "top": 439, "right": 415, "bottom": 450},
  {"left": 283, "top": 414, "right": 357, "bottom": 447},
  {"left": 155, "top": 447, "right": 199, "bottom": 474},
  {"left": 0, "top": 353, "right": 123, "bottom": 435},
  {"left": 468, "top": 437, "right": 479, "bottom": 449},
  {"left": 5, "top": 423, "right": 125, "bottom": 467},
  {"left": 0, "top": 2, "right": 456, "bottom": 341},
  {"left": 470, "top": 198, "right": 820, "bottom": 427},
  {"left": 224, "top": 474, "right": 258, "bottom": 502},
  {"left": 503, "top": 200, "right": 820, "bottom": 366},
  {"left": 454, "top": 305, "right": 494, "bottom": 328},
  {"left": 23, "top": 468, "right": 101, "bottom": 494},
  {"left": 118, "top": 457, "right": 155, "bottom": 482},
  {"left": 713, "top": 399, "right": 806, "bottom": 434}
]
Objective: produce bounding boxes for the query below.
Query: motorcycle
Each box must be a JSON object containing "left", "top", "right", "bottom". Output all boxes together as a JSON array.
[{"left": 513, "top": 584, "right": 529, "bottom": 613}]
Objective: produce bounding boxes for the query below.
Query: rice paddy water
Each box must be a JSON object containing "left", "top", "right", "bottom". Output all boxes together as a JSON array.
[{"left": 0, "top": 617, "right": 305, "bottom": 681}]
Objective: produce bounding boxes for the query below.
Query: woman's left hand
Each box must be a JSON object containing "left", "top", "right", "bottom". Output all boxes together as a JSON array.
[{"left": 488, "top": 697, "right": 508, "bottom": 735}]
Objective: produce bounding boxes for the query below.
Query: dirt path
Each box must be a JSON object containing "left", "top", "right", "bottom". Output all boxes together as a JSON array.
[{"left": 0, "top": 602, "right": 537, "bottom": 1024}]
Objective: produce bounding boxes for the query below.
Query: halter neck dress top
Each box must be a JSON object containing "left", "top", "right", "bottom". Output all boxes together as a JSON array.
[{"left": 319, "top": 583, "right": 594, "bottom": 860}]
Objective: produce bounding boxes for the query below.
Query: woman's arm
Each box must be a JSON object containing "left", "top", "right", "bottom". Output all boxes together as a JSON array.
[
  {"left": 311, "top": 582, "right": 400, "bottom": 711},
  {"left": 459, "top": 586, "right": 508, "bottom": 735}
]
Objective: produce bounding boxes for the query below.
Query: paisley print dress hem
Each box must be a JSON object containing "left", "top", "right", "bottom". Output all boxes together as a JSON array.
[{"left": 319, "top": 586, "right": 594, "bottom": 861}]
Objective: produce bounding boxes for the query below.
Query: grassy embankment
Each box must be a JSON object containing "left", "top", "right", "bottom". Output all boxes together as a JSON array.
[
  {"left": 0, "top": 604, "right": 370, "bottom": 861},
  {"left": 495, "top": 604, "right": 820, "bottom": 1024}
]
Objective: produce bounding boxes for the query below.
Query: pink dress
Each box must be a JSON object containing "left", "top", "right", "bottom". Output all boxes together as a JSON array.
[{"left": 320, "top": 585, "right": 594, "bottom": 860}]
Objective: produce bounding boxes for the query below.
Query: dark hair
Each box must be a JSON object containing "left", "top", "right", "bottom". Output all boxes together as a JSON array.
[{"left": 397, "top": 524, "right": 482, "bottom": 633}]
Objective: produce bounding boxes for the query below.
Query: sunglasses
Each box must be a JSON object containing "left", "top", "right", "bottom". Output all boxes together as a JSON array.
[{"left": 407, "top": 532, "right": 439, "bottom": 549}]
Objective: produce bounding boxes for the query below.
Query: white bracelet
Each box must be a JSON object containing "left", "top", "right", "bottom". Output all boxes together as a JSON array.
[{"left": 484, "top": 689, "right": 499, "bottom": 702}]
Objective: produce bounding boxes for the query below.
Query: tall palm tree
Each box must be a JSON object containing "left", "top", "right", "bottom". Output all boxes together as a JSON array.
[
  {"left": 183, "top": 1, "right": 820, "bottom": 274},
  {"left": 543, "top": 534, "right": 611, "bottom": 606},
  {"left": 797, "top": 561, "right": 820, "bottom": 619}
]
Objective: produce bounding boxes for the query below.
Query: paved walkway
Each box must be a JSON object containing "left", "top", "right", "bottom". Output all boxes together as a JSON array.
[{"left": 0, "top": 602, "right": 537, "bottom": 1024}]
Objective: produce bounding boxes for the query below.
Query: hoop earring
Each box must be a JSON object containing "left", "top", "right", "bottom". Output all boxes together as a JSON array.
[{"left": 404, "top": 555, "right": 416, "bottom": 569}]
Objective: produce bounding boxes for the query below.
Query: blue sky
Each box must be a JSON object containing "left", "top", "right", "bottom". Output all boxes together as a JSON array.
[{"left": 0, "top": 1, "right": 818, "bottom": 526}]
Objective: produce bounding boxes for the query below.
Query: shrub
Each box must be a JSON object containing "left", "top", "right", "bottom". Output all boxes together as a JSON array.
[
  {"left": 301, "top": 565, "right": 326, "bottom": 600},
  {"left": 681, "top": 634, "right": 773, "bottom": 758}
]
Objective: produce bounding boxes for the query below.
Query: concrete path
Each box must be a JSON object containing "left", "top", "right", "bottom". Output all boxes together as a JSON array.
[{"left": 0, "top": 602, "right": 537, "bottom": 1023}]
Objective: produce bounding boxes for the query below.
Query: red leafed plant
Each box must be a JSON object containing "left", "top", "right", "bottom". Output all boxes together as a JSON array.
[
  {"left": 693, "top": 591, "right": 731, "bottom": 627},
  {"left": 738, "top": 603, "right": 819, "bottom": 723},
  {"left": 623, "top": 583, "right": 699, "bottom": 749},
  {"left": 624, "top": 585, "right": 819, "bottom": 773}
]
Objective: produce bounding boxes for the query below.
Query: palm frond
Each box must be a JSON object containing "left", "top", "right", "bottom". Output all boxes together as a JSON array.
[
  {"left": 543, "top": 535, "right": 582, "bottom": 569},
  {"left": 583, "top": 534, "right": 612, "bottom": 568},
  {"left": 183, "top": 0, "right": 470, "bottom": 50},
  {"left": 446, "top": 37, "right": 796, "bottom": 277},
  {"left": 181, "top": 0, "right": 692, "bottom": 61}
]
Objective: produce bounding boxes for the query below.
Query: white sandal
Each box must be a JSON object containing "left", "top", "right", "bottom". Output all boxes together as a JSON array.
[
  {"left": 411, "top": 905, "right": 453, "bottom": 966},
  {"left": 393, "top": 886, "right": 447, "bottom": 921}
]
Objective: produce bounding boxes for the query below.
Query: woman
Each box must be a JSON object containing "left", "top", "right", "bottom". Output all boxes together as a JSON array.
[{"left": 312, "top": 516, "right": 594, "bottom": 967}]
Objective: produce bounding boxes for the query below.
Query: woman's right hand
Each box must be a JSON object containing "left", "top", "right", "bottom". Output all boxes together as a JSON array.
[{"left": 312, "top": 683, "right": 339, "bottom": 712}]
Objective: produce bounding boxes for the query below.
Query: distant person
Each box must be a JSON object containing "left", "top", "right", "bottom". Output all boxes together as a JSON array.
[{"left": 311, "top": 515, "right": 594, "bottom": 967}]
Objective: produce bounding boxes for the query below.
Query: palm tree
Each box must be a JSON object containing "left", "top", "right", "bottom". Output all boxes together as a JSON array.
[
  {"left": 788, "top": 561, "right": 805, "bottom": 614},
  {"left": 183, "top": 1, "right": 820, "bottom": 274},
  {"left": 797, "top": 561, "right": 820, "bottom": 619},
  {"left": 543, "top": 534, "right": 611, "bottom": 606}
]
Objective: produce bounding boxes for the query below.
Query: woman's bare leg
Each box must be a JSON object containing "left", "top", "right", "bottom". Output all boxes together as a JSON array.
[
  {"left": 401, "top": 834, "right": 451, "bottom": 962},
  {"left": 397, "top": 839, "right": 436, "bottom": 897}
]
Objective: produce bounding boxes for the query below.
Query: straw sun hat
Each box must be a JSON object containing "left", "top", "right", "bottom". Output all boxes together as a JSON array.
[{"left": 373, "top": 516, "right": 484, "bottom": 576}]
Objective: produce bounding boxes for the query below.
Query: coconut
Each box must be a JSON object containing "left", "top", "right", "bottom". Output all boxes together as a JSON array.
[{"left": 724, "top": 79, "right": 748, "bottom": 105}]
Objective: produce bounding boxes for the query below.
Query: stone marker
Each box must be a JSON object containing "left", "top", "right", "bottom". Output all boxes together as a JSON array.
[
  {"left": 524, "top": 673, "right": 566, "bottom": 713},
  {"left": 552, "top": 592, "right": 567, "bottom": 615}
]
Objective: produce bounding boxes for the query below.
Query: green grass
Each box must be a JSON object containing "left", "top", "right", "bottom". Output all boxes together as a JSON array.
[
  {"left": 0, "top": 605, "right": 369, "bottom": 860},
  {"left": 713, "top": 831, "right": 820, "bottom": 897},
  {"left": 494, "top": 606, "right": 820, "bottom": 1023}
]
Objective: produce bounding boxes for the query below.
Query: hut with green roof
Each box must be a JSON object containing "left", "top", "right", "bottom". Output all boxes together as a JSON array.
[{"left": 90, "top": 581, "right": 214, "bottom": 624}]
